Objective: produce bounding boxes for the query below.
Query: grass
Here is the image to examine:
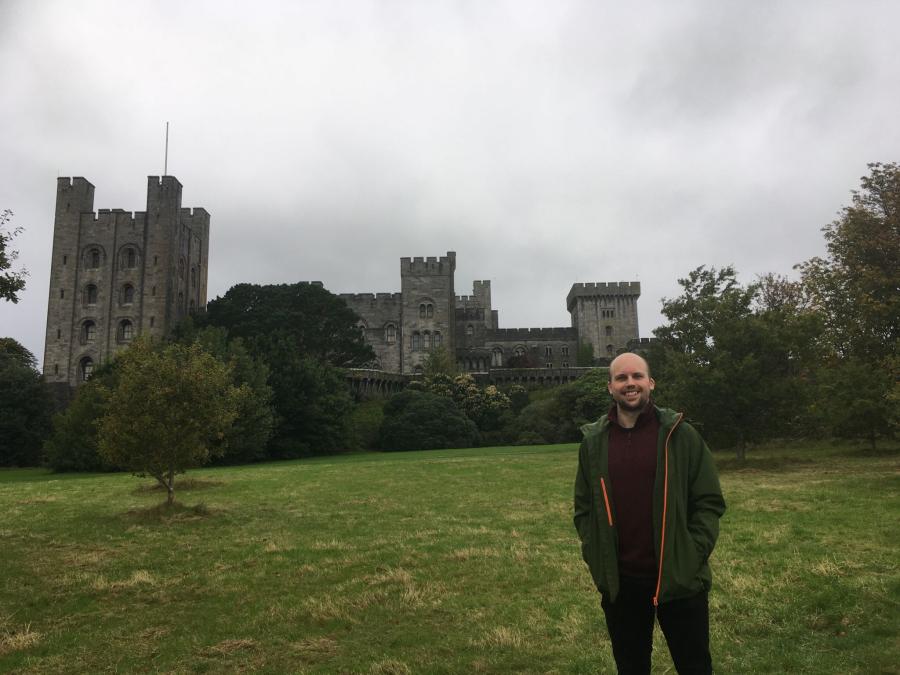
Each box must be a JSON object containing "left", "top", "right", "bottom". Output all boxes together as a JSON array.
[{"left": 0, "top": 440, "right": 897, "bottom": 673}]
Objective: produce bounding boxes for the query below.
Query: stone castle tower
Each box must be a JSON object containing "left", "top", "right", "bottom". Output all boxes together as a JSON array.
[
  {"left": 42, "top": 176, "right": 209, "bottom": 386},
  {"left": 567, "top": 282, "right": 641, "bottom": 361}
]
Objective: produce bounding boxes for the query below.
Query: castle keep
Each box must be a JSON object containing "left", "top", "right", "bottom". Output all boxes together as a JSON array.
[
  {"left": 43, "top": 176, "right": 209, "bottom": 385},
  {"left": 43, "top": 177, "right": 642, "bottom": 387},
  {"left": 340, "top": 251, "right": 642, "bottom": 376}
]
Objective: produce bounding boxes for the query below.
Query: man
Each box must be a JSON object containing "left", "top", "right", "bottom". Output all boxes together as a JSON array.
[{"left": 574, "top": 352, "right": 725, "bottom": 674}]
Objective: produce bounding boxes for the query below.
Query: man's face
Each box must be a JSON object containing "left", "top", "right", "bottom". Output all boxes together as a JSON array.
[{"left": 608, "top": 353, "right": 655, "bottom": 412}]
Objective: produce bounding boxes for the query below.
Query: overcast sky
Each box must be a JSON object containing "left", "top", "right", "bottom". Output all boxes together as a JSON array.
[{"left": 2, "top": 0, "right": 899, "bottom": 368}]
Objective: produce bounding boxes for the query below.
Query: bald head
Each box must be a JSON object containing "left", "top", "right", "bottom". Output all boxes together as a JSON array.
[{"left": 608, "top": 352, "right": 651, "bottom": 382}]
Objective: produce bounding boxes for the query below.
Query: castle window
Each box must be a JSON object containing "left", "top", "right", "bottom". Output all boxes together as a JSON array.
[
  {"left": 151, "top": 286, "right": 156, "bottom": 297},
  {"left": 561, "top": 346, "right": 569, "bottom": 356},
  {"left": 80, "top": 357, "right": 94, "bottom": 382},
  {"left": 546, "top": 363, "right": 553, "bottom": 368},
  {"left": 189, "top": 299, "right": 195, "bottom": 313},
  {"left": 426, "top": 304, "right": 434, "bottom": 318},
  {"left": 411, "top": 332, "right": 422, "bottom": 351},
  {"left": 122, "top": 247, "right": 137, "bottom": 269},
  {"left": 88, "top": 248, "right": 100, "bottom": 269},
  {"left": 57, "top": 329, "right": 61, "bottom": 339},
  {"left": 605, "top": 325, "right": 613, "bottom": 337},
  {"left": 81, "top": 320, "right": 96, "bottom": 344},
  {"left": 433, "top": 331, "right": 442, "bottom": 348},
  {"left": 83, "top": 284, "right": 98, "bottom": 306},
  {"left": 63, "top": 255, "right": 67, "bottom": 265},
  {"left": 414, "top": 365, "right": 424, "bottom": 375},
  {"left": 562, "top": 362, "right": 569, "bottom": 368},
  {"left": 545, "top": 346, "right": 552, "bottom": 357},
  {"left": 602, "top": 309, "right": 615, "bottom": 319},
  {"left": 191, "top": 267, "right": 197, "bottom": 288},
  {"left": 177, "top": 292, "right": 184, "bottom": 316},
  {"left": 423, "top": 331, "right": 431, "bottom": 350},
  {"left": 54, "top": 364, "right": 59, "bottom": 375},
  {"left": 150, "top": 316, "right": 155, "bottom": 328},
  {"left": 385, "top": 324, "right": 397, "bottom": 344},
  {"left": 606, "top": 344, "right": 615, "bottom": 356},
  {"left": 179, "top": 258, "right": 186, "bottom": 280},
  {"left": 118, "top": 319, "right": 134, "bottom": 343},
  {"left": 60, "top": 289, "right": 65, "bottom": 299},
  {"left": 419, "top": 304, "right": 427, "bottom": 318},
  {"left": 466, "top": 324, "right": 474, "bottom": 337},
  {"left": 122, "top": 284, "right": 134, "bottom": 305},
  {"left": 492, "top": 348, "right": 503, "bottom": 367},
  {"left": 514, "top": 346, "right": 526, "bottom": 358},
  {"left": 153, "top": 256, "right": 158, "bottom": 266}
]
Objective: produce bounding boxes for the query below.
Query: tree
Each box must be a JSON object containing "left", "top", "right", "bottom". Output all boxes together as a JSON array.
[
  {"left": 796, "top": 163, "right": 900, "bottom": 446},
  {"left": 0, "top": 338, "right": 52, "bottom": 466},
  {"left": 798, "top": 162, "right": 900, "bottom": 362},
  {"left": 97, "top": 337, "right": 242, "bottom": 504},
  {"left": 378, "top": 389, "right": 479, "bottom": 451},
  {"left": 422, "top": 346, "right": 456, "bottom": 379},
  {"left": 651, "top": 266, "right": 817, "bottom": 459},
  {"left": 0, "top": 210, "right": 27, "bottom": 303},
  {"left": 200, "top": 282, "right": 374, "bottom": 367},
  {"left": 174, "top": 324, "right": 275, "bottom": 464}
]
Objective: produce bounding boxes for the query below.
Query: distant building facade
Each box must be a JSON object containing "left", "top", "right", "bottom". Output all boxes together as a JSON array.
[
  {"left": 42, "top": 176, "right": 209, "bottom": 387},
  {"left": 340, "top": 251, "right": 643, "bottom": 376}
]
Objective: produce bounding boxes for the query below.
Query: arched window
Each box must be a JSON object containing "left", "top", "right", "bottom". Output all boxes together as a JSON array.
[
  {"left": 385, "top": 324, "right": 397, "bottom": 344},
  {"left": 492, "top": 348, "right": 503, "bottom": 367},
  {"left": 88, "top": 248, "right": 100, "bottom": 269},
  {"left": 433, "top": 331, "right": 442, "bottom": 348},
  {"left": 80, "top": 357, "right": 94, "bottom": 381},
  {"left": 81, "top": 320, "right": 97, "bottom": 344},
  {"left": 466, "top": 324, "right": 474, "bottom": 337},
  {"left": 606, "top": 344, "right": 615, "bottom": 356},
  {"left": 419, "top": 303, "right": 427, "bottom": 318},
  {"left": 118, "top": 320, "right": 134, "bottom": 343},
  {"left": 426, "top": 304, "right": 434, "bottom": 318},
  {"left": 423, "top": 331, "right": 431, "bottom": 350},
  {"left": 514, "top": 346, "right": 526, "bottom": 358},
  {"left": 83, "top": 284, "right": 98, "bottom": 306},
  {"left": 122, "top": 247, "right": 137, "bottom": 269},
  {"left": 357, "top": 322, "right": 367, "bottom": 343},
  {"left": 411, "top": 332, "right": 422, "bottom": 351},
  {"left": 122, "top": 284, "right": 134, "bottom": 305},
  {"left": 605, "top": 325, "right": 613, "bottom": 337}
]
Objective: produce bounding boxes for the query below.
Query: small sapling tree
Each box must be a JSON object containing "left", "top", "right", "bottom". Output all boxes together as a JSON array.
[{"left": 97, "top": 337, "right": 242, "bottom": 504}]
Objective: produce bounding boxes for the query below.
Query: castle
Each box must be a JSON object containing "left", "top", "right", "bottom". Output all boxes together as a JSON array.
[
  {"left": 43, "top": 177, "right": 643, "bottom": 387},
  {"left": 42, "top": 176, "right": 209, "bottom": 386},
  {"left": 339, "top": 253, "right": 642, "bottom": 378}
]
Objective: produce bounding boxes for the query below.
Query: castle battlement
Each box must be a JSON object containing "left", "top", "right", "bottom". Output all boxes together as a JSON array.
[
  {"left": 486, "top": 327, "right": 576, "bottom": 341},
  {"left": 400, "top": 250, "right": 456, "bottom": 275}
]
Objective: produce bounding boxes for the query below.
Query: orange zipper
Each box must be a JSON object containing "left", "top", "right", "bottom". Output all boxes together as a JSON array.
[
  {"left": 600, "top": 477, "right": 613, "bottom": 527},
  {"left": 653, "top": 413, "right": 683, "bottom": 607}
]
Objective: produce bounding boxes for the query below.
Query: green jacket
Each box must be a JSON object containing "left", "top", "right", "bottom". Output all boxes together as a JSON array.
[{"left": 574, "top": 405, "right": 725, "bottom": 605}]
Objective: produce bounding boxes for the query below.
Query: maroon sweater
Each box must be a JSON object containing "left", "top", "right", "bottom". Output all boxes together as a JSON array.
[{"left": 607, "top": 404, "right": 660, "bottom": 579}]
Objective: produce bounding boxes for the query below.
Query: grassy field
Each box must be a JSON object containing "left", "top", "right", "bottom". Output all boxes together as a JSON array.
[{"left": 1, "top": 441, "right": 897, "bottom": 674}]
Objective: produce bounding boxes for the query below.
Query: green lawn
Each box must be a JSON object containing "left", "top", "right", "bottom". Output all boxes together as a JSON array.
[{"left": 1, "top": 442, "right": 897, "bottom": 674}]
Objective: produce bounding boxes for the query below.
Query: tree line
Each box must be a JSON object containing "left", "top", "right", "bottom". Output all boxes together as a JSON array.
[{"left": 1, "top": 162, "right": 897, "bottom": 491}]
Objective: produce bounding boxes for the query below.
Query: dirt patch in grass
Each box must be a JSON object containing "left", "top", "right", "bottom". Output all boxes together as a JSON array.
[
  {"left": 124, "top": 501, "right": 213, "bottom": 523},
  {"left": 200, "top": 638, "right": 258, "bottom": 657},
  {"left": 133, "top": 478, "right": 224, "bottom": 494}
]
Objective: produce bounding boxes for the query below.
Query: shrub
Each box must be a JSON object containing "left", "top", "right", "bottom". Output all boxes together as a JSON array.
[{"left": 378, "top": 390, "right": 479, "bottom": 451}]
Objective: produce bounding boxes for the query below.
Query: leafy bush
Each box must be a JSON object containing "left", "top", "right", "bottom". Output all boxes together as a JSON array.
[
  {"left": 378, "top": 390, "right": 479, "bottom": 451},
  {"left": 346, "top": 398, "right": 386, "bottom": 451}
]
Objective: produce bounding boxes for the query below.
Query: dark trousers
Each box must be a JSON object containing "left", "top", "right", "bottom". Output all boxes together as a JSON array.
[{"left": 601, "top": 576, "right": 712, "bottom": 675}]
